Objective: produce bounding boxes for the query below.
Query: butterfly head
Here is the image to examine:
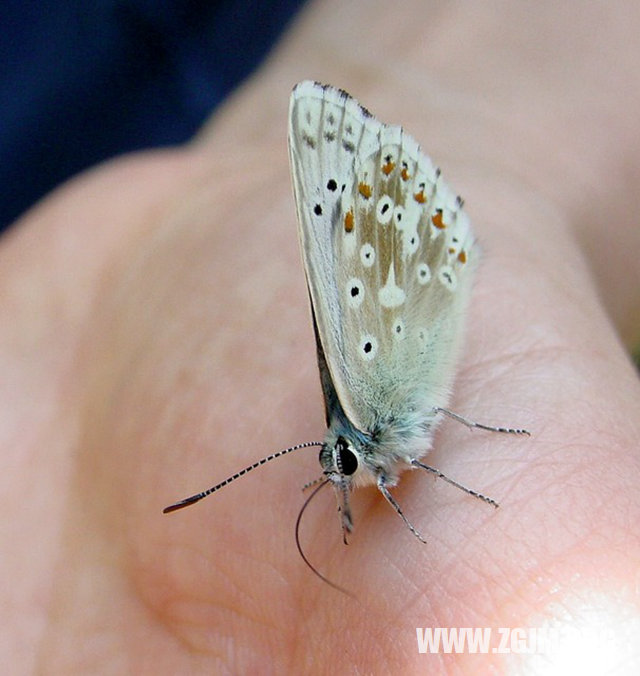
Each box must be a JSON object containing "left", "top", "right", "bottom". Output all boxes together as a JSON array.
[
  {"left": 321, "top": 435, "right": 360, "bottom": 482},
  {"left": 319, "top": 422, "right": 381, "bottom": 486},
  {"left": 319, "top": 428, "right": 380, "bottom": 538},
  {"left": 319, "top": 435, "right": 357, "bottom": 538}
]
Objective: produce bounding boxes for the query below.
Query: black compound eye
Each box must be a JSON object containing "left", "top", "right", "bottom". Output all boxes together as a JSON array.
[{"left": 336, "top": 437, "right": 358, "bottom": 476}]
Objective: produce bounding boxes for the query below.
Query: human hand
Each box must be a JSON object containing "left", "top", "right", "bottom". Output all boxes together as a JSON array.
[{"left": 3, "top": 1, "right": 639, "bottom": 673}]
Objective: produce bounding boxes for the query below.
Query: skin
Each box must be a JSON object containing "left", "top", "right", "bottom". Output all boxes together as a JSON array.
[{"left": 2, "top": 0, "right": 639, "bottom": 673}]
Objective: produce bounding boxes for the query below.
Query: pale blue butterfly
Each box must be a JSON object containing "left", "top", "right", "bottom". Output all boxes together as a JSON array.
[{"left": 164, "top": 81, "right": 528, "bottom": 589}]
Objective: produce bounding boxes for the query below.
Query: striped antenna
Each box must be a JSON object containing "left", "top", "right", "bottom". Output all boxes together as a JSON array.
[
  {"left": 294, "top": 478, "right": 355, "bottom": 597},
  {"left": 163, "top": 441, "right": 324, "bottom": 514}
]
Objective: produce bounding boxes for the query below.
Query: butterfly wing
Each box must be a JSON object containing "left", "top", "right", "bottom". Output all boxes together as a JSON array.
[{"left": 289, "top": 81, "right": 476, "bottom": 434}]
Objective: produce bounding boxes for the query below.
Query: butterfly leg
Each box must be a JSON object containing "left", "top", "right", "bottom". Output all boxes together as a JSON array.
[
  {"left": 302, "top": 475, "right": 328, "bottom": 491},
  {"left": 331, "top": 477, "right": 354, "bottom": 545},
  {"left": 338, "top": 505, "right": 353, "bottom": 545},
  {"left": 411, "top": 459, "right": 499, "bottom": 508},
  {"left": 377, "top": 476, "right": 427, "bottom": 544},
  {"left": 434, "top": 407, "right": 530, "bottom": 436}
]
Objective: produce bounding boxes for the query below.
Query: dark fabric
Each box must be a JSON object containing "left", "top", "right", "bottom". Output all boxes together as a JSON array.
[{"left": 0, "top": 0, "right": 306, "bottom": 230}]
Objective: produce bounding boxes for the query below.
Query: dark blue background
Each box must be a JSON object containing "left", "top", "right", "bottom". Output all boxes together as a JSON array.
[{"left": 0, "top": 0, "right": 305, "bottom": 231}]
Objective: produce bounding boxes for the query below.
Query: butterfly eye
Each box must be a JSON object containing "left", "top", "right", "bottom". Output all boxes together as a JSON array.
[{"left": 335, "top": 437, "right": 358, "bottom": 476}]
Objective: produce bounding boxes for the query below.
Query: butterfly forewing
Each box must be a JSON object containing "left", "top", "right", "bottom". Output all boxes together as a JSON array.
[{"left": 289, "top": 81, "right": 476, "bottom": 434}]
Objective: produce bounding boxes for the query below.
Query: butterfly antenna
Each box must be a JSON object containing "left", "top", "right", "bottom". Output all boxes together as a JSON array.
[
  {"left": 163, "top": 441, "right": 323, "bottom": 514},
  {"left": 295, "top": 479, "right": 355, "bottom": 597}
]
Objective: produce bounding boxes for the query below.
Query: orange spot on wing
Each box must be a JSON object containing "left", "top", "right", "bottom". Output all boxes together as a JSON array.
[
  {"left": 358, "top": 182, "right": 372, "bottom": 199},
  {"left": 448, "top": 247, "right": 456, "bottom": 254},
  {"left": 413, "top": 190, "right": 426, "bottom": 204},
  {"left": 344, "top": 209, "right": 354, "bottom": 232},
  {"left": 431, "top": 210, "right": 446, "bottom": 229},
  {"left": 401, "top": 166, "right": 410, "bottom": 181},
  {"left": 382, "top": 160, "right": 396, "bottom": 175},
  {"left": 457, "top": 251, "right": 467, "bottom": 264}
]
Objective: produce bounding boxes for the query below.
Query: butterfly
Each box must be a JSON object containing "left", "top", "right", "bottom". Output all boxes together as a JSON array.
[{"left": 164, "top": 81, "right": 528, "bottom": 588}]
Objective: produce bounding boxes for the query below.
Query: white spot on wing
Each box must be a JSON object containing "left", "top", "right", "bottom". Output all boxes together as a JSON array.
[
  {"left": 438, "top": 265, "right": 457, "bottom": 291},
  {"left": 417, "top": 262, "right": 431, "bottom": 285},
  {"left": 415, "top": 327, "right": 429, "bottom": 349},
  {"left": 379, "top": 263, "right": 406, "bottom": 308},
  {"left": 403, "top": 229, "right": 419, "bottom": 257},
  {"left": 360, "top": 243, "right": 375, "bottom": 267},
  {"left": 393, "top": 205, "right": 406, "bottom": 229},
  {"left": 376, "top": 196, "right": 394, "bottom": 225},
  {"left": 392, "top": 318, "right": 406, "bottom": 341},
  {"left": 346, "top": 278, "right": 365, "bottom": 308},
  {"left": 343, "top": 229, "right": 357, "bottom": 257},
  {"left": 360, "top": 334, "right": 378, "bottom": 360}
]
